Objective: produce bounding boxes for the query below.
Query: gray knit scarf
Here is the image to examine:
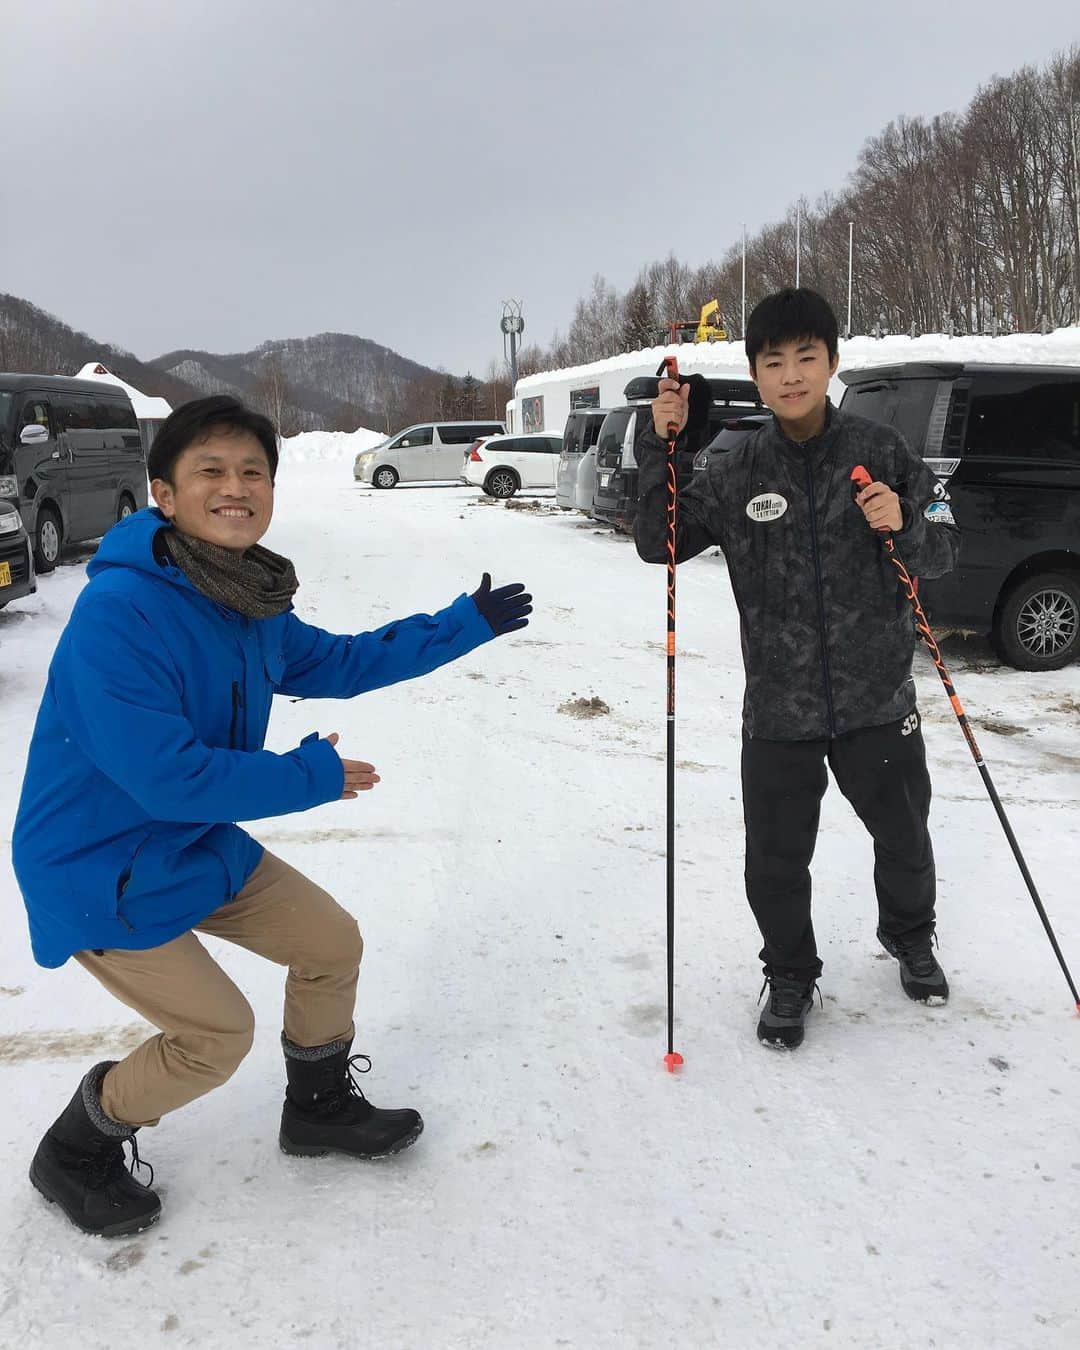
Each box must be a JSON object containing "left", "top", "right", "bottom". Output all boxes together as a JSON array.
[{"left": 166, "top": 529, "right": 298, "bottom": 619}]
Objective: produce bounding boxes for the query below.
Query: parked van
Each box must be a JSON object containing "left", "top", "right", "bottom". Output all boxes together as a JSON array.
[
  {"left": 592, "top": 376, "right": 764, "bottom": 530},
  {"left": 0, "top": 374, "right": 147, "bottom": 573},
  {"left": 354, "top": 421, "right": 504, "bottom": 488},
  {"left": 839, "top": 362, "right": 1080, "bottom": 669},
  {"left": 556, "top": 409, "right": 608, "bottom": 511}
]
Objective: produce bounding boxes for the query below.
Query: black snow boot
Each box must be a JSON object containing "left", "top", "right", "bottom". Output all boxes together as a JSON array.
[
  {"left": 279, "top": 1035, "right": 424, "bottom": 1159},
  {"left": 878, "top": 928, "right": 949, "bottom": 1004},
  {"left": 29, "top": 1061, "right": 161, "bottom": 1238},
  {"left": 757, "top": 972, "right": 819, "bottom": 1050}
]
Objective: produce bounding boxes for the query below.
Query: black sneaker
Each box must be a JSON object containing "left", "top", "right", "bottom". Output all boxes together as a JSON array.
[
  {"left": 878, "top": 929, "right": 949, "bottom": 1004},
  {"left": 29, "top": 1062, "right": 160, "bottom": 1238},
  {"left": 279, "top": 1037, "right": 423, "bottom": 1160},
  {"left": 756, "top": 974, "right": 818, "bottom": 1050}
]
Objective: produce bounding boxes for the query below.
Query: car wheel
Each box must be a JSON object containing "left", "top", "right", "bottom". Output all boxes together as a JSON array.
[
  {"left": 372, "top": 466, "right": 399, "bottom": 489},
  {"left": 992, "top": 571, "right": 1080, "bottom": 670},
  {"left": 117, "top": 493, "right": 136, "bottom": 522},
  {"left": 485, "top": 469, "right": 519, "bottom": 499},
  {"left": 34, "top": 507, "right": 62, "bottom": 574}
]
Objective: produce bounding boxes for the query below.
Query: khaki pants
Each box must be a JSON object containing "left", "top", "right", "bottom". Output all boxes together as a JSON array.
[{"left": 74, "top": 851, "right": 363, "bottom": 1128}]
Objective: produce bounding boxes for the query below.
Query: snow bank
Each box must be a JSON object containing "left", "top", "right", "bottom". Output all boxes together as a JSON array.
[{"left": 278, "top": 428, "right": 385, "bottom": 463}]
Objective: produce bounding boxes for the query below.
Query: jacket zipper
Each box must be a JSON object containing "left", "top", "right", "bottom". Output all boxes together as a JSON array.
[
  {"left": 229, "top": 681, "right": 243, "bottom": 749},
  {"left": 805, "top": 459, "right": 836, "bottom": 737}
]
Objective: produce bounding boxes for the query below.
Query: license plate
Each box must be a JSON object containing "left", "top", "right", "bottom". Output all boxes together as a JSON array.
[
  {"left": 0, "top": 561, "right": 11, "bottom": 586},
  {"left": 599, "top": 472, "right": 611, "bottom": 488}
]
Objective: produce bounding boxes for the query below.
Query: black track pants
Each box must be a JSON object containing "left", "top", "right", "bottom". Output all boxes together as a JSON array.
[{"left": 741, "top": 713, "right": 936, "bottom": 980}]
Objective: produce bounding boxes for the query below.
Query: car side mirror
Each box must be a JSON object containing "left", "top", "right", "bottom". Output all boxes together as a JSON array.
[{"left": 20, "top": 424, "right": 49, "bottom": 445}]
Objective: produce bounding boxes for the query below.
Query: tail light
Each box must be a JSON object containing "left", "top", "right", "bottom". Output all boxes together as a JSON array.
[{"left": 467, "top": 440, "right": 484, "bottom": 462}]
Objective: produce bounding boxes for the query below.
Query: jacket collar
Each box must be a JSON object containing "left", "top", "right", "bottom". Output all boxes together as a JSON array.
[{"left": 765, "top": 399, "right": 841, "bottom": 468}]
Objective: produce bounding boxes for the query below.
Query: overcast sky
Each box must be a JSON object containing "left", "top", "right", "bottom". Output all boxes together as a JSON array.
[{"left": 3, "top": 0, "right": 1077, "bottom": 377}]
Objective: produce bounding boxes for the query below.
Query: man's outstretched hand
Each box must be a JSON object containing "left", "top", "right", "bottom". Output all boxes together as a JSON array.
[
  {"left": 324, "top": 732, "right": 380, "bottom": 799},
  {"left": 470, "top": 572, "right": 533, "bottom": 636}
]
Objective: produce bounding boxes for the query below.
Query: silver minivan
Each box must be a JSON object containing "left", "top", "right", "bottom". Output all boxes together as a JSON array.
[
  {"left": 556, "top": 409, "right": 608, "bottom": 511},
  {"left": 354, "top": 421, "right": 504, "bottom": 488}
]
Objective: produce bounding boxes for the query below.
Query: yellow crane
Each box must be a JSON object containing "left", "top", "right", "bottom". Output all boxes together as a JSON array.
[{"left": 664, "top": 299, "right": 727, "bottom": 344}]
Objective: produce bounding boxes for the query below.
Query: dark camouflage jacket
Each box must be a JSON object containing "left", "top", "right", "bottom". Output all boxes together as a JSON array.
[{"left": 633, "top": 402, "right": 960, "bottom": 741}]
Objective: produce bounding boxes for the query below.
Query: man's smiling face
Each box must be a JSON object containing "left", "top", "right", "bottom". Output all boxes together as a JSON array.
[{"left": 151, "top": 427, "right": 274, "bottom": 552}]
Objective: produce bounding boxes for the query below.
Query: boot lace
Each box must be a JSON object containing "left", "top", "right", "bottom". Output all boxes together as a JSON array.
[
  {"left": 312, "top": 1054, "right": 373, "bottom": 1116},
  {"left": 896, "top": 932, "right": 940, "bottom": 978},
  {"left": 758, "top": 976, "right": 821, "bottom": 1019},
  {"left": 83, "top": 1134, "right": 154, "bottom": 1191}
]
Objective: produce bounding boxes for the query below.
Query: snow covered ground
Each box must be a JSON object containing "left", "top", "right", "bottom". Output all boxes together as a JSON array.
[{"left": 1, "top": 463, "right": 1079, "bottom": 1349}]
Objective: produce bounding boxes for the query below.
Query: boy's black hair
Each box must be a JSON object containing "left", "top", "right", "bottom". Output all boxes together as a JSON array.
[
  {"left": 745, "top": 288, "right": 839, "bottom": 371},
  {"left": 147, "top": 395, "right": 279, "bottom": 485}
]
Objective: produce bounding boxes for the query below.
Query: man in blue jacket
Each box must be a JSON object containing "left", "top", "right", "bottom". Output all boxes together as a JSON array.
[{"left": 13, "top": 395, "right": 532, "bottom": 1237}]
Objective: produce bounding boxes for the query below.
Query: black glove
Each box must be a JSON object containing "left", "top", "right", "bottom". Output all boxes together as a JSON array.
[
  {"left": 470, "top": 573, "right": 532, "bottom": 636},
  {"left": 682, "top": 372, "right": 712, "bottom": 444}
]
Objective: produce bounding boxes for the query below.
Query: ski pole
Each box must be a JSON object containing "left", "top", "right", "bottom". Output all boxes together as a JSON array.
[
  {"left": 660, "top": 355, "right": 684, "bottom": 1072},
  {"left": 851, "top": 465, "right": 1080, "bottom": 1012}
]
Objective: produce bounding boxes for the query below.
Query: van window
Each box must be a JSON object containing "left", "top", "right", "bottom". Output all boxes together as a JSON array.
[
  {"left": 19, "top": 397, "right": 53, "bottom": 433},
  {"left": 0, "top": 391, "right": 14, "bottom": 434},
  {"left": 94, "top": 398, "right": 138, "bottom": 432},
  {"left": 596, "top": 410, "right": 634, "bottom": 464},
  {"left": 395, "top": 426, "right": 433, "bottom": 448},
  {"left": 966, "top": 378, "right": 1080, "bottom": 462},
  {"left": 439, "top": 426, "right": 487, "bottom": 445},
  {"left": 581, "top": 416, "right": 604, "bottom": 451},
  {"left": 54, "top": 394, "right": 97, "bottom": 431},
  {"left": 842, "top": 379, "right": 944, "bottom": 454}
]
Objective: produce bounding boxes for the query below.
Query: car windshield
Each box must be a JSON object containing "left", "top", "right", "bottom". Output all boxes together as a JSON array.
[
  {"left": 840, "top": 378, "right": 942, "bottom": 455},
  {"left": 596, "top": 410, "right": 633, "bottom": 461}
]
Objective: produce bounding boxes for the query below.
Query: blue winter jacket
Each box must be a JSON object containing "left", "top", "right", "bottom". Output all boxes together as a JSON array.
[{"left": 13, "top": 509, "right": 495, "bottom": 968}]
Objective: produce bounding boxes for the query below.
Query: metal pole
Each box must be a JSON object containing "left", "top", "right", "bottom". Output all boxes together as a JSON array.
[
  {"left": 847, "top": 221, "right": 854, "bottom": 336},
  {"left": 741, "top": 222, "right": 747, "bottom": 337},
  {"left": 660, "top": 355, "right": 684, "bottom": 1075},
  {"left": 850, "top": 466, "right": 1080, "bottom": 1011},
  {"left": 1071, "top": 92, "right": 1080, "bottom": 322},
  {"left": 795, "top": 204, "right": 801, "bottom": 288}
]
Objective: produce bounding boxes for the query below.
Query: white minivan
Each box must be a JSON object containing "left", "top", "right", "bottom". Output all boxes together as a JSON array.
[{"left": 354, "top": 420, "right": 504, "bottom": 488}]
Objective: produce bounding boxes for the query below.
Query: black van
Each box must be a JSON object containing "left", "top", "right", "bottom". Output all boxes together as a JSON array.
[
  {"left": 592, "top": 376, "right": 764, "bottom": 530},
  {"left": 0, "top": 374, "right": 147, "bottom": 573},
  {"left": 839, "top": 362, "right": 1080, "bottom": 670}
]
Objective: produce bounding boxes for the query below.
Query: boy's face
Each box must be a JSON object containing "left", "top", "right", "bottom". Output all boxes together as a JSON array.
[
  {"left": 750, "top": 337, "right": 839, "bottom": 434},
  {"left": 151, "top": 428, "right": 274, "bottom": 552}
]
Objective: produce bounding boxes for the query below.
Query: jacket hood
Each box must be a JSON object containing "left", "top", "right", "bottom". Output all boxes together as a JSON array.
[{"left": 86, "top": 507, "right": 176, "bottom": 583}]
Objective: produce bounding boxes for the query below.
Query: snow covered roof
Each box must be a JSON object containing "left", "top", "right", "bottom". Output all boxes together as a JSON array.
[
  {"left": 515, "top": 326, "right": 1080, "bottom": 393},
  {"left": 74, "top": 362, "right": 172, "bottom": 420}
]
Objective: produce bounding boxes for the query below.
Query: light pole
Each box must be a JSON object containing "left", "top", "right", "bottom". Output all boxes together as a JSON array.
[
  {"left": 847, "top": 220, "right": 854, "bottom": 337},
  {"left": 795, "top": 203, "right": 801, "bottom": 288},
  {"left": 1070, "top": 89, "right": 1080, "bottom": 322},
  {"left": 741, "top": 222, "right": 747, "bottom": 337}
]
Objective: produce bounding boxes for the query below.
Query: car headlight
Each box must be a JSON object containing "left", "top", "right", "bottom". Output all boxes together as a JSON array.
[{"left": 0, "top": 512, "right": 21, "bottom": 535}]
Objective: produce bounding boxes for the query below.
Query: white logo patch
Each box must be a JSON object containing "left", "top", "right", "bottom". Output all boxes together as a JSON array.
[
  {"left": 746, "top": 492, "right": 788, "bottom": 523},
  {"left": 924, "top": 501, "right": 955, "bottom": 525}
]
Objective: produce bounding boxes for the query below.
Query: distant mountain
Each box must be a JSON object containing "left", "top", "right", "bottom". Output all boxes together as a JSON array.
[
  {"left": 149, "top": 334, "right": 453, "bottom": 432},
  {"left": 0, "top": 294, "right": 460, "bottom": 433},
  {"left": 0, "top": 293, "right": 201, "bottom": 409}
]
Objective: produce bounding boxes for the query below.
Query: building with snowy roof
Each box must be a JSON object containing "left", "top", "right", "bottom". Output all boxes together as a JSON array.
[
  {"left": 74, "top": 363, "right": 171, "bottom": 455},
  {"left": 507, "top": 328, "right": 1080, "bottom": 434}
]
